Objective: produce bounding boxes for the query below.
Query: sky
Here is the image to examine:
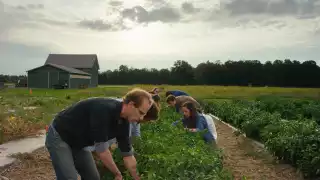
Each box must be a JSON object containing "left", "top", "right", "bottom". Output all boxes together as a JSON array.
[{"left": 0, "top": 0, "right": 320, "bottom": 75}]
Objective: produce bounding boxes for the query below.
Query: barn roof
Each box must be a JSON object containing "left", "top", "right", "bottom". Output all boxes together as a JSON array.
[
  {"left": 27, "top": 63, "right": 90, "bottom": 75},
  {"left": 44, "top": 54, "right": 99, "bottom": 69}
]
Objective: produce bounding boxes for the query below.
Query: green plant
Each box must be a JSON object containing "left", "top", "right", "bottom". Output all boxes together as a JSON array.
[
  {"left": 201, "top": 99, "right": 320, "bottom": 178},
  {"left": 100, "top": 106, "right": 232, "bottom": 180}
]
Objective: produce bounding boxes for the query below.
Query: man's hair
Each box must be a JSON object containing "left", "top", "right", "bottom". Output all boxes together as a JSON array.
[
  {"left": 143, "top": 102, "right": 160, "bottom": 121},
  {"left": 123, "top": 88, "right": 153, "bottom": 107},
  {"left": 166, "top": 95, "right": 176, "bottom": 103}
]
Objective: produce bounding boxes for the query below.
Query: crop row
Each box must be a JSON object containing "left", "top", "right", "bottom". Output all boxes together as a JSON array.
[
  {"left": 98, "top": 107, "right": 232, "bottom": 180},
  {"left": 237, "top": 96, "right": 320, "bottom": 124},
  {"left": 201, "top": 100, "right": 320, "bottom": 178}
]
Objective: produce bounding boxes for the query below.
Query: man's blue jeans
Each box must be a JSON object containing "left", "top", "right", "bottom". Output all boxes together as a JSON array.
[{"left": 45, "top": 125, "right": 100, "bottom": 180}]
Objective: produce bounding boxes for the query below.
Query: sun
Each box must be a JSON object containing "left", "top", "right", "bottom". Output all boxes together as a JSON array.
[{"left": 119, "top": 25, "right": 157, "bottom": 54}]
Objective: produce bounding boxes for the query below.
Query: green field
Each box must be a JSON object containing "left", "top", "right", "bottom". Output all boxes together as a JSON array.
[{"left": 0, "top": 85, "right": 319, "bottom": 179}]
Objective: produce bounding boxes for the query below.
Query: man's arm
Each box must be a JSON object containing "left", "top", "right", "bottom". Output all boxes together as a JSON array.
[
  {"left": 95, "top": 143, "right": 122, "bottom": 177},
  {"left": 123, "top": 155, "right": 140, "bottom": 180},
  {"left": 117, "top": 124, "right": 140, "bottom": 179},
  {"left": 90, "top": 106, "right": 121, "bottom": 177}
]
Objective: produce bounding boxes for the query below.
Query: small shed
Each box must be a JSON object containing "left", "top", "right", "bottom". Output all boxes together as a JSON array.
[{"left": 27, "top": 63, "right": 91, "bottom": 89}]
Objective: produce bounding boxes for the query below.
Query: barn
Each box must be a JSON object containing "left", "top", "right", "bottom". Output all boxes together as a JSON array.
[{"left": 27, "top": 54, "right": 99, "bottom": 89}]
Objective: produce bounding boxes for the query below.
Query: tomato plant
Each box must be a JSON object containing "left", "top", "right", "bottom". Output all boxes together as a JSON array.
[{"left": 98, "top": 105, "right": 232, "bottom": 180}]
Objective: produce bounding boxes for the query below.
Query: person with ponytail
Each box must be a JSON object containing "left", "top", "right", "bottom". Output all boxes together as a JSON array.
[{"left": 178, "top": 102, "right": 217, "bottom": 144}]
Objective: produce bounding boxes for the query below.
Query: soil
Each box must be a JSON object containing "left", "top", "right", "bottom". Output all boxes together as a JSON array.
[
  {"left": 215, "top": 120, "right": 304, "bottom": 180},
  {"left": 0, "top": 148, "right": 56, "bottom": 180}
]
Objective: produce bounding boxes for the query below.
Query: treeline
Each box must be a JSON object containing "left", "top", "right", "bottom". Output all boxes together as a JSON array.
[
  {"left": 0, "top": 75, "right": 27, "bottom": 83},
  {"left": 99, "top": 59, "right": 320, "bottom": 87},
  {"left": 1, "top": 59, "right": 319, "bottom": 87}
]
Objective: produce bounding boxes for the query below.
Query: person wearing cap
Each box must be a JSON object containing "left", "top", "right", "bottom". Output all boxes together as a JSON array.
[{"left": 45, "top": 88, "right": 158, "bottom": 180}]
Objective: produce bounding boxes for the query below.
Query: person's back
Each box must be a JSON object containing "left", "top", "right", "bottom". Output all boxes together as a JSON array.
[
  {"left": 202, "top": 114, "right": 217, "bottom": 141},
  {"left": 53, "top": 97, "right": 123, "bottom": 149},
  {"left": 175, "top": 96, "right": 201, "bottom": 111},
  {"left": 166, "top": 90, "right": 189, "bottom": 97}
]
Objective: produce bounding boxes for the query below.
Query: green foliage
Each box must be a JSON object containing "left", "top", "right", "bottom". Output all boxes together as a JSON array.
[
  {"left": 101, "top": 106, "right": 232, "bottom": 180},
  {"left": 202, "top": 98, "right": 320, "bottom": 178},
  {"left": 95, "top": 59, "right": 320, "bottom": 87}
]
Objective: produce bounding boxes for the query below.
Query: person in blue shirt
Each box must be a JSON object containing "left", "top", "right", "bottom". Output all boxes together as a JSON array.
[
  {"left": 173, "top": 101, "right": 217, "bottom": 144},
  {"left": 165, "top": 90, "right": 189, "bottom": 97}
]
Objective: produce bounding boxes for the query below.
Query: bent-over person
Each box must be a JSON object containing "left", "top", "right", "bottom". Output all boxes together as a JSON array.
[
  {"left": 45, "top": 88, "right": 155, "bottom": 180},
  {"left": 166, "top": 95, "right": 201, "bottom": 113}
]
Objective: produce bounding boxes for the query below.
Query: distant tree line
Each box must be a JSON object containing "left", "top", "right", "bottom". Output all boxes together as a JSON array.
[
  {"left": 98, "top": 59, "right": 320, "bottom": 87},
  {"left": 0, "top": 75, "right": 27, "bottom": 83},
  {"left": 1, "top": 59, "right": 319, "bottom": 87}
]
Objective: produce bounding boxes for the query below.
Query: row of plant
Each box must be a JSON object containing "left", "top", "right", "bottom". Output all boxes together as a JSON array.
[
  {"left": 98, "top": 107, "right": 232, "bottom": 180},
  {"left": 232, "top": 96, "right": 320, "bottom": 124},
  {"left": 201, "top": 100, "right": 320, "bottom": 178}
]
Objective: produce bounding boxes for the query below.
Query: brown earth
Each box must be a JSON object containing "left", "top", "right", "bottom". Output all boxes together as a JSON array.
[
  {"left": 0, "top": 148, "right": 56, "bottom": 180},
  {"left": 215, "top": 120, "right": 304, "bottom": 180}
]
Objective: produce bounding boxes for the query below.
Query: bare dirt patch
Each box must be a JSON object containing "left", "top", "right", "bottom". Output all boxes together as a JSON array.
[
  {"left": 215, "top": 120, "right": 304, "bottom": 180},
  {"left": 0, "top": 148, "right": 55, "bottom": 180}
]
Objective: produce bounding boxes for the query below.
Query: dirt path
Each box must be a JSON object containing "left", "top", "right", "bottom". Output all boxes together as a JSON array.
[
  {"left": 0, "top": 148, "right": 55, "bottom": 180},
  {"left": 215, "top": 120, "right": 304, "bottom": 180}
]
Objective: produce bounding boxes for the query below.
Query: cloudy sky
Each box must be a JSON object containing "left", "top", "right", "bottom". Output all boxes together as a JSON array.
[{"left": 0, "top": 0, "right": 320, "bottom": 75}]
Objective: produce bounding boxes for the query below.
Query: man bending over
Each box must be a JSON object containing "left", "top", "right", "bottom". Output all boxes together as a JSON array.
[{"left": 45, "top": 88, "right": 154, "bottom": 180}]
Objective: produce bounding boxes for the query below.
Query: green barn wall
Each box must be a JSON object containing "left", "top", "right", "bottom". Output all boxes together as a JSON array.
[
  {"left": 76, "top": 61, "right": 99, "bottom": 87},
  {"left": 69, "top": 78, "right": 91, "bottom": 89},
  {"left": 28, "top": 66, "right": 69, "bottom": 89}
]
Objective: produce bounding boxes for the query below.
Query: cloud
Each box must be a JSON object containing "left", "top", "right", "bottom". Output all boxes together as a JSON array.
[
  {"left": 221, "top": 0, "right": 320, "bottom": 18},
  {"left": 16, "top": 4, "right": 44, "bottom": 10},
  {"left": 0, "top": 1, "right": 69, "bottom": 33},
  {"left": 181, "top": 2, "right": 201, "bottom": 14},
  {"left": 0, "top": 0, "right": 14, "bottom": 35},
  {"left": 0, "top": 40, "right": 56, "bottom": 75},
  {"left": 109, "top": 0, "right": 123, "bottom": 6},
  {"left": 1, "top": 0, "right": 320, "bottom": 35},
  {"left": 78, "top": 19, "right": 126, "bottom": 31},
  {"left": 121, "top": 5, "right": 180, "bottom": 23}
]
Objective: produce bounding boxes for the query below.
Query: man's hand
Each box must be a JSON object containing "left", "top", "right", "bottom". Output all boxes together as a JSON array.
[
  {"left": 114, "top": 174, "right": 123, "bottom": 180},
  {"left": 123, "top": 155, "right": 140, "bottom": 180},
  {"left": 187, "top": 128, "right": 197, "bottom": 132},
  {"left": 97, "top": 149, "right": 122, "bottom": 178},
  {"left": 110, "top": 143, "right": 118, "bottom": 151}
]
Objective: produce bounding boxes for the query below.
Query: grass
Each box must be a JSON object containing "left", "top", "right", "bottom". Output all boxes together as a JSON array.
[{"left": 0, "top": 85, "right": 318, "bottom": 144}]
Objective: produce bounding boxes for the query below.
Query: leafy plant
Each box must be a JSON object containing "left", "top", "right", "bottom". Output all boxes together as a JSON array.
[
  {"left": 201, "top": 99, "right": 320, "bottom": 178},
  {"left": 99, "top": 106, "right": 232, "bottom": 180}
]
